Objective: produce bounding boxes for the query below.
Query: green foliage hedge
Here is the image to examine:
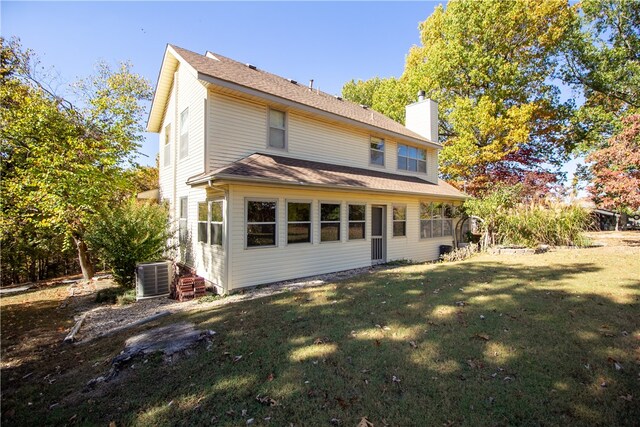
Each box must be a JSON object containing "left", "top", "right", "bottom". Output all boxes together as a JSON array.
[{"left": 87, "top": 199, "right": 171, "bottom": 287}]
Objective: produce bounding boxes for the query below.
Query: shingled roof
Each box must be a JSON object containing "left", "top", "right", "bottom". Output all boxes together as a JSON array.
[
  {"left": 187, "top": 153, "right": 467, "bottom": 200},
  {"left": 148, "top": 45, "right": 437, "bottom": 147}
]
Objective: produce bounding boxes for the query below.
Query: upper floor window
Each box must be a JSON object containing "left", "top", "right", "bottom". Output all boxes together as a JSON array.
[
  {"left": 179, "top": 108, "right": 189, "bottom": 159},
  {"left": 268, "top": 109, "right": 286, "bottom": 149},
  {"left": 163, "top": 124, "right": 171, "bottom": 167},
  {"left": 370, "top": 137, "right": 385, "bottom": 166},
  {"left": 398, "top": 144, "right": 426, "bottom": 173}
]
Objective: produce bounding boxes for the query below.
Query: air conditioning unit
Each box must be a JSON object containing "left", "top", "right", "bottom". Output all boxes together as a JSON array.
[{"left": 136, "top": 261, "right": 172, "bottom": 300}]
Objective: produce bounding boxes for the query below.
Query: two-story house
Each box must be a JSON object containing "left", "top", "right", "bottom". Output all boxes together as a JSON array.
[{"left": 147, "top": 45, "right": 467, "bottom": 294}]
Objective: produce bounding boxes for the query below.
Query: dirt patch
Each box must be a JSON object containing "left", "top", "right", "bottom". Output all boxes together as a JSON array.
[
  {"left": 77, "top": 266, "right": 376, "bottom": 342},
  {"left": 584, "top": 230, "right": 640, "bottom": 247}
]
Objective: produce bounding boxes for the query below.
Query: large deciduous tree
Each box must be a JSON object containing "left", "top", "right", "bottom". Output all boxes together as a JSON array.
[
  {"left": 1, "top": 38, "right": 152, "bottom": 281},
  {"left": 343, "top": 0, "right": 576, "bottom": 196},
  {"left": 560, "top": 0, "right": 639, "bottom": 153},
  {"left": 586, "top": 114, "right": 640, "bottom": 229}
]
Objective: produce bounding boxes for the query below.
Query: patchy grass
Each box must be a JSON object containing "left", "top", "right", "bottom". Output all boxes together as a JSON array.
[
  {"left": 95, "top": 287, "right": 137, "bottom": 305},
  {"left": 2, "top": 242, "right": 639, "bottom": 426}
]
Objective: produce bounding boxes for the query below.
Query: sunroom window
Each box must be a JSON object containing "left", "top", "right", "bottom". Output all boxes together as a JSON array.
[
  {"left": 288, "top": 202, "right": 311, "bottom": 244},
  {"left": 320, "top": 203, "right": 341, "bottom": 242},
  {"left": 247, "top": 200, "right": 277, "bottom": 247},
  {"left": 420, "top": 202, "right": 455, "bottom": 239},
  {"left": 348, "top": 204, "right": 366, "bottom": 240}
]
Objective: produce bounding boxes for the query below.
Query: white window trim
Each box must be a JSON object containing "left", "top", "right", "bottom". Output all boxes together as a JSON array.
[
  {"left": 392, "top": 204, "right": 407, "bottom": 238},
  {"left": 319, "top": 201, "right": 342, "bottom": 244},
  {"left": 286, "top": 199, "right": 313, "bottom": 245},
  {"left": 397, "top": 143, "right": 427, "bottom": 174},
  {"left": 267, "top": 107, "right": 288, "bottom": 151},
  {"left": 347, "top": 203, "right": 366, "bottom": 241},
  {"left": 369, "top": 136, "right": 385, "bottom": 167},
  {"left": 245, "top": 198, "right": 278, "bottom": 249},
  {"left": 179, "top": 107, "right": 189, "bottom": 160}
]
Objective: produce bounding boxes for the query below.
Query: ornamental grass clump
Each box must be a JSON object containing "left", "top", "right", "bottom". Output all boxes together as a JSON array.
[{"left": 499, "top": 203, "right": 593, "bottom": 248}]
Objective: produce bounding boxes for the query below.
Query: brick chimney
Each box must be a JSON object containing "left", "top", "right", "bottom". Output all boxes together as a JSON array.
[{"left": 405, "top": 90, "right": 438, "bottom": 143}]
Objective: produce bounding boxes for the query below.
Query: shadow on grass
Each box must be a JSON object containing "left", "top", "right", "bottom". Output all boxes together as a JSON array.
[{"left": 3, "top": 258, "right": 639, "bottom": 426}]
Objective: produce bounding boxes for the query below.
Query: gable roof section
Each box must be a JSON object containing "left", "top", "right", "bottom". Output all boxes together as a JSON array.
[
  {"left": 187, "top": 153, "right": 467, "bottom": 200},
  {"left": 148, "top": 45, "right": 439, "bottom": 148}
]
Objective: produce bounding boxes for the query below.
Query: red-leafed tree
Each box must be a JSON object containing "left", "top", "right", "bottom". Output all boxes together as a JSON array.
[{"left": 586, "top": 114, "right": 640, "bottom": 229}]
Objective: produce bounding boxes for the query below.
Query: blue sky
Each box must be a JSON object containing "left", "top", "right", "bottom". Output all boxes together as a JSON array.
[
  {"left": 3, "top": 1, "right": 438, "bottom": 166},
  {"left": 2, "top": 0, "right": 582, "bottom": 184}
]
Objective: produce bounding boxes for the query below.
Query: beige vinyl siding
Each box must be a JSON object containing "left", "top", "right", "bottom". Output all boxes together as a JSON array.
[
  {"left": 208, "top": 92, "right": 267, "bottom": 170},
  {"left": 158, "top": 64, "right": 209, "bottom": 268},
  {"left": 174, "top": 64, "right": 207, "bottom": 196},
  {"left": 227, "top": 183, "right": 458, "bottom": 290},
  {"left": 207, "top": 91, "right": 439, "bottom": 181},
  {"left": 158, "top": 80, "right": 176, "bottom": 204}
]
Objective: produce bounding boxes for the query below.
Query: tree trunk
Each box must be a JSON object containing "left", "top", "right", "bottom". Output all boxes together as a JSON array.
[
  {"left": 619, "top": 212, "right": 628, "bottom": 230},
  {"left": 74, "top": 236, "right": 94, "bottom": 281}
]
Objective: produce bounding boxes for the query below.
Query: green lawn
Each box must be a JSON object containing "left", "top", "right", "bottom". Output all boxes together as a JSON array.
[{"left": 2, "top": 243, "right": 639, "bottom": 426}]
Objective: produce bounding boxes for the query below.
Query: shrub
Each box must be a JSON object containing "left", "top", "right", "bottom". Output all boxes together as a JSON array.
[
  {"left": 87, "top": 199, "right": 171, "bottom": 287},
  {"left": 440, "top": 244, "right": 479, "bottom": 262}
]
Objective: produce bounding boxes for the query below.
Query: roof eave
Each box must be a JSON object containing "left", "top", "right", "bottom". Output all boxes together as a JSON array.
[
  {"left": 196, "top": 73, "right": 442, "bottom": 150},
  {"left": 188, "top": 173, "right": 468, "bottom": 200},
  {"left": 147, "top": 45, "right": 200, "bottom": 133}
]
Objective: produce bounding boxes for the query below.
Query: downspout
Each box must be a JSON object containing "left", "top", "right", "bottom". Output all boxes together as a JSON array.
[{"left": 223, "top": 187, "right": 231, "bottom": 294}]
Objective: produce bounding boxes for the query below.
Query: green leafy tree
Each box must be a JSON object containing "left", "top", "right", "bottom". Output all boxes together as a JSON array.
[
  {"left": 86, "top": 199, "right": 172, "bottom": 287},
  {"left": 128, "top": 164, "right": 159, "bottom": 194},
  {"left": 561, "top": 0, "right": 640, "bottom": 152},
  {"left": 343, "top": 0, "right": 576, "bottom": 195},
  {"left": 463, "top": 185, "right": 521, "bottom": 249},
  {"left": 1, "top": 37, "right": 152, "bottom": 281}
]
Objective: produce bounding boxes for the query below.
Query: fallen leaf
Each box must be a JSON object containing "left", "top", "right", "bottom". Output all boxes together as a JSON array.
[
  {"left": 473, "top": 333, "right": 490, "bottom": 341},
  {"left": 256, "top": 395, "right": 278, "bottom": 406},
  {"left": 409, "top": 341, "right": 417, "bottom": 349},
  {"left": 267, "top": 373, "right": 274, "bottom": 381},
  {"left": 619, "top": 394, "right": 633, "bottom": 402},
  {"left": 357, "top": 416, "right": 374, "bottom": 427},
  {"left": 233, "top": 355, "right": 243, "bottom": 363}
]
